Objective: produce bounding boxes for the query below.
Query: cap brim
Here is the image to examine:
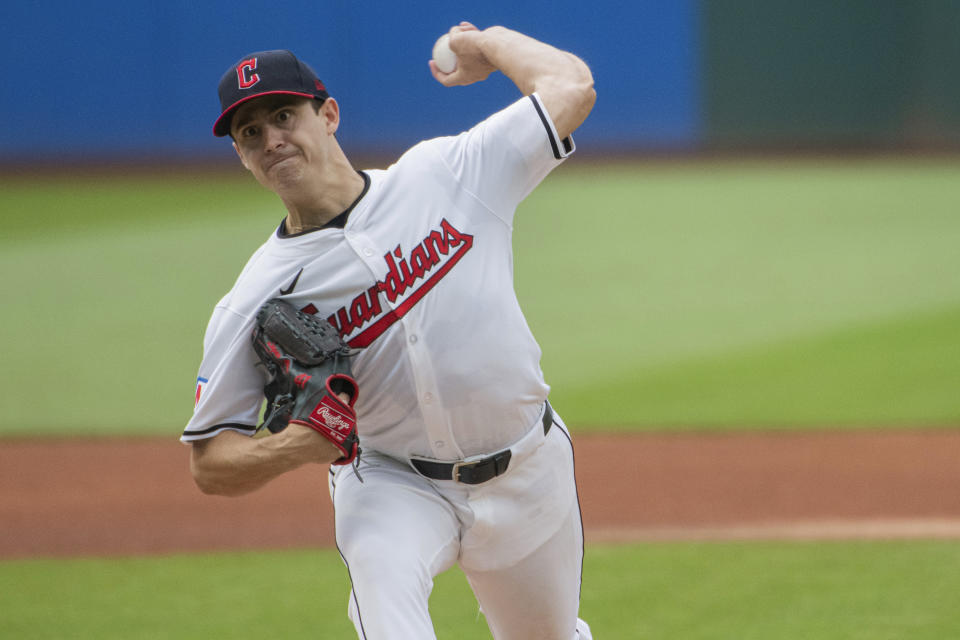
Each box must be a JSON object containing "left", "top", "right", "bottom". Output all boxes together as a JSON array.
[{"left": 212, "top": 90, "right": 318, "bottom": 137}]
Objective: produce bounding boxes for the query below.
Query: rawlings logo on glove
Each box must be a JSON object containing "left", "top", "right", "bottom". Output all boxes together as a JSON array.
[
  {"left": 252, "top": 298, "right": 361, "bottom": 465},
  {"left": 307, "top": 393, "right": 356, "bottom": 442}
]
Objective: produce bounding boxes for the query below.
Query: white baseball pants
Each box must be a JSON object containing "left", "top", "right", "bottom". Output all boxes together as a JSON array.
[{"left": 328, "top": 414, "right": 591, "bottom": 639}]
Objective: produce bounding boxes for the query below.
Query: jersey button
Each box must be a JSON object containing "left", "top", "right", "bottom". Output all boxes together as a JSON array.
[
  {"left": 409, "top": 334, "right": 418, "bottom": 344},
  {"left": 363, "top": 247, "right": 374, "bottom": 257},
  {"left": 423, "top": 392, "right": 434, "bottom": 404}
]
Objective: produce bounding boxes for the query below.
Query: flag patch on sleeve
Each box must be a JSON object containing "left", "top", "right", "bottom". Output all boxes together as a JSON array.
[{"left": 195, "top": 377, "right": 208, "bottom": 407}]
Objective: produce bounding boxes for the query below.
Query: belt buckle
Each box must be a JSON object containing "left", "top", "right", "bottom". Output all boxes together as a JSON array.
[
  {"left": 453, "top": 450, "right": 512, "bottom": 484},
  {"left": 452, "top": 457, "right": 480, "bottom": 483},
  {"left": 452, "top": 460, "right": 466, "bottom": 483}
]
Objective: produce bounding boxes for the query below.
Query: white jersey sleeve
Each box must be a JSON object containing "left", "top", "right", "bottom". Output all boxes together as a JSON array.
[
  {"left": 181, "top": 302, "right": 263, "bottom": 441},
  {"left": 429, "top": 92, "right": 574, "bottom": 226}
]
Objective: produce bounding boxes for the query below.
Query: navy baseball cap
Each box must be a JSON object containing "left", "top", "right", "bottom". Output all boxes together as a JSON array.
[{"left": 213, "top": 50, "right": 329, "bottom": 137}]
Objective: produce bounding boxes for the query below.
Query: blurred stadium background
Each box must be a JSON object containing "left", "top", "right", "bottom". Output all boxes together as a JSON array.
[{"left": 3, "top": 1, "right": 959, "bottom": 163}]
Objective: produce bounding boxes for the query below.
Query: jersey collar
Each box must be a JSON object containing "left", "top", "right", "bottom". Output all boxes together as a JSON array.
[{"left": 276, "top": 171, "right": 371, "bottom": 238}]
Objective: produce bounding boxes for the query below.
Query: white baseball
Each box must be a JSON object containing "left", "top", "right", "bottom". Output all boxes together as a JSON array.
[{"left": 432, "top": 34, "right": 458, "bottom": 74}]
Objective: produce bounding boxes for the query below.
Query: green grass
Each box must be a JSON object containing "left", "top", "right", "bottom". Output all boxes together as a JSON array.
[
  {"left": 519, "top": 159, "right": 960, "bottom": 429},
  {"left": 2, "top": 159, "right": 959, "bottom": 435},
  {"left": 0, "top": 174, "right": 282, "bottom": 436},
  {"left": 581, "top": 540, "right": 960, "bottom": 639},
  {"left": 2, "top": 541, "right": 959, "bottom": 639},
  {"left": 0, "top": 171, "right": 271, "bottom": 239},
  {"left": 562, "top": 302, "right": 960, "bottom": 429}
]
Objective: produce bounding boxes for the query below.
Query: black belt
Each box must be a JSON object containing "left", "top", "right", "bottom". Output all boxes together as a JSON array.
[{"left": 411, "top": 402, "right": 554, "bottom": 485}]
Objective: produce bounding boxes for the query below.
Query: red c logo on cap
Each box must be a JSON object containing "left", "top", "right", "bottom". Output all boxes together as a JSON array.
[{"left": 237, "top": 58, "right": 260, "bottom": 89}]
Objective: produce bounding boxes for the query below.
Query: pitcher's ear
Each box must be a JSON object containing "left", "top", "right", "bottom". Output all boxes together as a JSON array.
[{"left": 320, "top": 97, "right": 341, "bottom": 134}]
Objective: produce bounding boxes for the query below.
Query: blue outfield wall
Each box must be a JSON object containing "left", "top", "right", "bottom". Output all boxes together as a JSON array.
[{"left": 1, "top": 1, "right": 699, "bottom": 162}]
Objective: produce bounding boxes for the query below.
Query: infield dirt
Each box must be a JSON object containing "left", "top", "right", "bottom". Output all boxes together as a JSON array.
[{"left": 2, "top": 429, "right": 960, "bottom": 558}]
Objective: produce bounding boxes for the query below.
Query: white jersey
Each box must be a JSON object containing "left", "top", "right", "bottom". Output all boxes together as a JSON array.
[{"left": 182, "top": 93, "right": 574, "bottom": 462}]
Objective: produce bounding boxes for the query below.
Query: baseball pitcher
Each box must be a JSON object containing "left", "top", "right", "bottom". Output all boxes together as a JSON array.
[{"left": 183, "top": 21, "right": 595, "bottom": 639}]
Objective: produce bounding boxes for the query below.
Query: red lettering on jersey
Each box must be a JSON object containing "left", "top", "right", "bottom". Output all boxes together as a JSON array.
[
  {"left": 367, "top": 282, "right": 383, "bottom": 316},
  {"left": 350, "top": 292, "right": 374, "bottom": 329},
  {"left": 398, "top": 247, "right": 417, "bottom": 289},
  {"left": 237, "top": 58, "right": 260, "bottom": 89},
  {"left": 408, "top": 244, "right": 433, "bottom": 280},
  {"left": 441, "top": 218, "right": 468, "bottom": 247},
  {"left": 423, "top": 228, "right": 448, "bottom": 263},
  {"left": 330, "top": 307, "right": 352, "bottom": 335},
  {"left": 381, "top": 249, "right": 405, "bottom": 303},
  {"left": 328, "top": 284, "right": 384, "bottom": 335},
  {"left": 305, "top": 220, "right": 474, "bottom": 337},
  {"left": 316, "top": 219, "right": 473, "bottom": 347}
]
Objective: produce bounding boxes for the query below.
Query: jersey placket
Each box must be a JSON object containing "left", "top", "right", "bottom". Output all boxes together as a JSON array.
[
  {"left": 398, "top": 315, "right": 462, "bottom": 459},
  {"left": 346, "top": 230, "right": 464, "bottom": 460}
]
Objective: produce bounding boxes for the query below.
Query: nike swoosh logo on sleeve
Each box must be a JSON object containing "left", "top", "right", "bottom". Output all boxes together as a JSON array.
[{"left": 279, "top": 268, "right": 304, "bottom": 295}]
